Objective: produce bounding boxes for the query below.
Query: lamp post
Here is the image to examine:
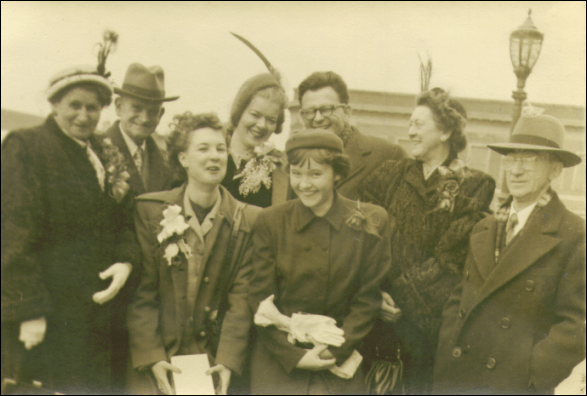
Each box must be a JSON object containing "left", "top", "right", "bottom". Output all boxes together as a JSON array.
[{"left": 509, "top": 9, "right": 544, "bottom": 131}]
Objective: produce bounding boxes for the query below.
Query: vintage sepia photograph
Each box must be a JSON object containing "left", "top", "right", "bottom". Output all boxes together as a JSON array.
[{"left": 1, "top": 1, "right": 585, "bottom": 395}]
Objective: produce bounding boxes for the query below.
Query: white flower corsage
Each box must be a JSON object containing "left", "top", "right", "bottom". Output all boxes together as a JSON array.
[
  {"left": 157, "top": 205, "right": 192, "bottom": 266},
  {"left": 235, "top": 142, "right": 283, "bottom": 197}
]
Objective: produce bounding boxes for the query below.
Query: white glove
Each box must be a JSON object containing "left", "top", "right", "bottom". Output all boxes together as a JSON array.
[
  {"left": 19, "top": 317, "right": 47, "bottom": 350},
  {"left": 289, "top": 313, "right": 345, "bottom": 347},
  {"left": 92, "top": 262, "right": 132, "bottom": 305},
  {"left": 254, "top": 294, "right": 291, "bottom": 332}
]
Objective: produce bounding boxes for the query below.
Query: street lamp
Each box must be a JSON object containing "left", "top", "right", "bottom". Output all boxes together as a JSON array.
[{"left": 509, "top": 9, "right": 544, "bottom": 131}]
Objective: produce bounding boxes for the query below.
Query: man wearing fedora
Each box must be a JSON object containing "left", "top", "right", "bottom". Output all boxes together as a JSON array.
[
  {"left": 105, "top": 63, "right": 179, "bottom": 197},
  {"left": 433, "top": 114, "right": 586, "bottom": 394},
  {"left": 104, "top": 63, "right": 179, "bottom": 392}
]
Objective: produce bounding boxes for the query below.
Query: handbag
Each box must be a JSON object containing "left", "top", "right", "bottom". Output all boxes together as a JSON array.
[{"left": 365, "top": 346, "right": 404, "bottom": 395}]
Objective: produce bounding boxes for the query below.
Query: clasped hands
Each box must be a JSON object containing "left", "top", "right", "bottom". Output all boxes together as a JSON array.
[
  {"left": 19, "top": 262, "right": 132, "bottom": 350},
  {"left": 151, "top": 361, "right": 231, "bottom": 395},
  {"left": 380, "top": 291, "right": 402, "bottom": 323}
]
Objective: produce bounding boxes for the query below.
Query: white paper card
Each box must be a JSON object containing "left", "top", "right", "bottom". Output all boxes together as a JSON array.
[{"left": 170, "top": 354, "right": 215, "bottom": 395}]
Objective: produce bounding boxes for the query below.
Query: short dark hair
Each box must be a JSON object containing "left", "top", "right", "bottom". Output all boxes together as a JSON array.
[
  {"left": 287, "top": 148, "right": 351, "bottom": 180},
  {"left": 48, "top": 81, "right": 112, "bottom": 107},
  {"left": 167, "top": 112, "right": 227, "bottom": 184},
  {"left": 416, "top": 88, "right": 468, "bottom": 155},
  {"left": 298, "top": 71, "right": 349, "bottom": 105}
]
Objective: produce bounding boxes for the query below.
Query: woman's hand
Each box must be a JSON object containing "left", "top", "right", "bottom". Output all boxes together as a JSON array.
[
  {"left": 206, "top": 364, "right": 232, "bottom": 395},
  {"left": 92, "top": 262, "right": 132, "bottom": 305},
  {"left": 19, "top": 317, "right": 47, "bottom": 350},
  {"left": 381, "top": 291, "right": 402, "bottom": 323},
  {"left": 151, "top": 361, "right": 182, "bottom": 395},
  {"left": 295, "top": 344, "right": 336, "bottom": 371}
]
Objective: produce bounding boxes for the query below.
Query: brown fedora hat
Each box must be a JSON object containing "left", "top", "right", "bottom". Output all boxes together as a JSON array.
[
  {"left": 488, "top": 114, "right": 582, "bottom": 168},
  {"left": 114, "top": 63, "right": 179, "bottom": 102}
]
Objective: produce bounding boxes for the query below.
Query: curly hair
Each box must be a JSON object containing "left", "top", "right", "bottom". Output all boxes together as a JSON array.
[
  {"left": 287, "top": 148, "right": 351, "bottom": 180},
  {"left": 167, "top": 112, "right": 227, "bottom": 184},
  {"left": 49, "top": 81, "right": 112, "bottom": 107},
  {"left": 229, "top": 86, "right": 288, "bottom": 136},
  {"left": 416, "top": 88, "right": 468, "bottom": 155},
  {"left": 298, "top": 71, "right": 350, "bottom": 105}
]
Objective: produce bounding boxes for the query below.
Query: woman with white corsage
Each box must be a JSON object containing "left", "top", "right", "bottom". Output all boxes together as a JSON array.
[
  {"left": 222, "top": 73, "right": 291, "bottom": 208},
  {"left": 127, "top": 113, "right": 261, "bottom": 395},
  {"left": 248, "top": 129, "right": 391, "bottom": 394}
]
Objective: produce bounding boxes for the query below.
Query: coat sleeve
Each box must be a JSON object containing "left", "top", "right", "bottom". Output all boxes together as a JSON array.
[
  {"left": 359, "top": 160, "right": 402, "bottom": 208},
  {"left": 529, "top": 227, "right": 586, "bottom": 392},
  {"left": 329, "top": 208, "right": 392, "bottom": 364},
  {"left": 127, "top": 201, "right": 168, "bottom": 369},
  {"left": 1, "top": 133, "right": 53, "bottom": 323},
  {"left": 215, "top": 209, "right": 259, "bottom": 376},
  {"left": 248, "top": 211, "right": 307, "bottom": 374}
]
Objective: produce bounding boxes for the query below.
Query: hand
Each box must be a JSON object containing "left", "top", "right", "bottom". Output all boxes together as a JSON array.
[
  {"left": 19, "top": 317, "right": 47, "bottom": 350},
  {"left": 151, "top": 361, "right": 181, "bottom": 395},
  {"left": 206, "top": 364, "right": 231, "bottom": 395},
  {"left": 92, "top": 262, "right": 132, "bottom": 305},
  {"left": 381, "top": 291, "right": 402, "bottom": 323},
  {"left": 295, "top": 344, "right": 336, "bottom": 371},
  {"left": 318, "top": 348, "right": 335, "bottom": 360}
]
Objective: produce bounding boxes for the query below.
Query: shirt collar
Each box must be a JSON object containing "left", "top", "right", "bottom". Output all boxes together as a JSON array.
[
  {"left": 183, "top": 187, "right": 223, "bottom": 240},
  {"left": 295, "top": 190, "right": 346, "bottom": 232},
  {"left": 509, "top": 201, "right": 537, "bottom": 228},
  {"left": 120, "top": 124, "right": 146, "bottom": 156}
]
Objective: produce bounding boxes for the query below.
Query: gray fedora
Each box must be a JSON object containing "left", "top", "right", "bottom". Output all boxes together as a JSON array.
[
  {"left": 114, "top": 63, "right": 179, "bottom": 102},
  {"left": 488, "top": 114, "right": 582, "bottom": 168}
]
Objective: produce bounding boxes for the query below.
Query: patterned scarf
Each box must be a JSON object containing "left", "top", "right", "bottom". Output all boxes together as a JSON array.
[{"left": 494, "top": 188, "right": 553, "bottom": 263}]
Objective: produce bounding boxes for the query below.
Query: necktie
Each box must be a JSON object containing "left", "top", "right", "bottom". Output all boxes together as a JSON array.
[
  {"left": 86, "top": 145, "right": 105, "bottom": 191},
  {"left": 134, "top": 146, "right": 143, "bottom": 175},
  {"left": 505, "top": 212, "right": 519, "bottom": 246}
]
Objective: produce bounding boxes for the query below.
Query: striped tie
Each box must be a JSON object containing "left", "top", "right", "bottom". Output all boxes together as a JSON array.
[
  {"left": 505, "top": 212, "right": 519, "bottom": 245},
  {"left": 134, "top": 146, "right": 143, "bottom": 175}
]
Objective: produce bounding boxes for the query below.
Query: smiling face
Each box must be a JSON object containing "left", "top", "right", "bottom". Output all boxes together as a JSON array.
[
  {"left": 505, "top": 151, "right": 562, "bottom": 207},
  {"left": 233, "top": 95, "right": 281, "bottom": 150},
  {"left": 116, "top": 95, "right": 165, "bottom": 146},
  {"left": 408, "top": 105, "right": 451, "bottom": 162},
  {"left": 51, "top": 87, "right": 103, "bottom": 141},
  {"left": 300, "top": 87, "right": 350, "bottom": 138},
  {"left": 178, "top": 127, "right": 228, "bottom": 187},
  {"left": 290, "top": 157, "right": 340, "bottom": 217}
]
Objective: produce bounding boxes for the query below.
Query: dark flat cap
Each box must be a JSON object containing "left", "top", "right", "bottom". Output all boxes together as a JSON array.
[{"left": 285, "top": 129, "right": 344, "bottom": 154}]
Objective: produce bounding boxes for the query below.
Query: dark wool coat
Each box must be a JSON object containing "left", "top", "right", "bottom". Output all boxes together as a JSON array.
[
  {"left": 222, "top": 150, "right": 290, "bottom": 208},
  {"left": 127, "top": 185, "right": 260, "bottom": 393},
  {"left": 248, "top": 193, "right": 391, "bottom": 394},
  {"left": 434, "top": 193, "right": 586, "bottom": 395},
  {"left": 104, "top": 121, "right": 172, "bottom": 196},
  {"left": 336, "top": 127, "right": 407, "bottom": 201},
  {"left": 360, "top": 157, "right": 495, "bottom": 391},
  {"left": 1, "top": 117, "right": 140, "bottom": 394}
]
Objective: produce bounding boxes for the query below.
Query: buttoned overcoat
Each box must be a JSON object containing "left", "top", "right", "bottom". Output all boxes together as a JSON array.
[
  {"left": 127, "top": 185, "right": 260, "bottom": 391},
  {"left": 434, "top": 193, "right": 586, "bottom": 394},
  {"left": 248, "top": 193, "right": 391, "bottom": 394}
]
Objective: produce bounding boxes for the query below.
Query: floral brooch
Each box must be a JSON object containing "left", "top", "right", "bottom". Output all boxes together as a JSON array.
[
  {"left": 346, "top": 201, "right": 380, "bottom": 236},
  {"left": 436, "top": 159, "right": 469, "bottom": 212},
  {"left": 157, "top": 205, "right": 193, "bottom": 266},
  {"left": 101, "top": 138, "right": 130, "bottom": 203},
  {"left": 235, "top": 142, "right": 283, "bottom": 197}
]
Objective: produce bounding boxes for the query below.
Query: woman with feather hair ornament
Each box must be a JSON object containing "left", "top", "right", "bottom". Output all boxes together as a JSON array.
[{"left": 360, "top": 55, "right": 495, "bottom": 394}]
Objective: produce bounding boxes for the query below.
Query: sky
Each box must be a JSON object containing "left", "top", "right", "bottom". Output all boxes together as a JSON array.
[{"left": 1, "top": 1, "right": 585, "bottom": 138}]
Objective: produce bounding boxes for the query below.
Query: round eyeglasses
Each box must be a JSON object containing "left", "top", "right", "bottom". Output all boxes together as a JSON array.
[
  {"left": 501, "top": 154, "right": 539, "bottom": 171},
  {"left": 300, "top": 105, "right": 347, "bottom": 120}
]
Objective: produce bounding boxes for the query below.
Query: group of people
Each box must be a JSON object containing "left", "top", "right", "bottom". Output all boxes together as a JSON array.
[{"left": 1, "top": 48, "right": 585, "bottom": 396}]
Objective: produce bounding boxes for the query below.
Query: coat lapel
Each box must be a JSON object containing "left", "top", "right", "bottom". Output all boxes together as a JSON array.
[
  {"left": 336, "top": 131, "right": 369, "bottom": 190},
  {"left": 469, "top": 218, "right": 497, "bottom": 281},
  {"left": 145, "top": 136, "right": 170, "bottom": 193},
  {"left": 473, "top": 196, "right": 565, "bottom": 308},
  {"left": 107, "top": 122, "right": 145, "bottom": 195}
]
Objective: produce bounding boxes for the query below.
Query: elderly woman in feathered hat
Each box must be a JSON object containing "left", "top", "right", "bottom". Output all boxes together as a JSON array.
[
  {"left": 1, "top": 33, "right": 140, "bottom": 393},
  {"left": 434, "top": 114, "right": 586, "bottom": 394}
]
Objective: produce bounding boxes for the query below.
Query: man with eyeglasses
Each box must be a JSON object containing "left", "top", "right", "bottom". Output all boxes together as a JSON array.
[
  {"left": 297, "top": 71, "right": 406, "bottom": 200},
  {"left": 434, "top": 114, "right": 586, "bottom": 394}
]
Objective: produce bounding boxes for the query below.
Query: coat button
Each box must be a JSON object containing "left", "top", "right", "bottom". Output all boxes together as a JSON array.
[
  {"left": 200, "top": 331, "right": 206, "bottom": 337},
  {"left": 452, "top": 347, "right": 462, "bottom": 358},
  {"left": 459, "top": 309, "right": 466, "bottom": 318},
  {"left": 486, "top": 358, "right": 496, "bottom": 369},
  {"left": 204, "top": 306, "right": 211, "bottom": 313},
  {"left": 203, "top": 277, "right": 210, "bottom": 283},
  {"left": 500, "top": 318, "right": 511, "bottom": 329},
  {"left": 524, "top": 280, "right": 535, "bottom": 292}
]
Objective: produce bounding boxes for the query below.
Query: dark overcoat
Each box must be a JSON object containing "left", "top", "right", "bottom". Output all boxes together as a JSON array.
[
  {"left": 359, "top": 157, "right": 495, "bottom": 392},
  {"left": 127, "top": 185, "right": 260, "bottom": 393},
  {"left": 1, "top": 117, "right": 139, "bottom": 394},
  {"left": 248, "top": 193, "right": 391, "bottom": 394},
  {"left": 336, "top": 127, "right": 406, "bottom": 201},
  {"left": 104, "top": 121, "right": 172, "bottom": 196},
  {"left": 433, "top": 192, "right": 586, "bottom": 394}
]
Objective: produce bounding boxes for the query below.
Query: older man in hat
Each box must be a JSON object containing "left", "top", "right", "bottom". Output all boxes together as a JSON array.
[
  {"left": 104, "top": 63, "right": 179, "bottom": 392},
  {"left": 297, "top": 71, "right": 406, "bottom": 200},
  {"left": 105, "top": 63, "right": 179, "bottom": 196},
  {"left": 433, "top": 114, "right": 586, "bottom": 394}
]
